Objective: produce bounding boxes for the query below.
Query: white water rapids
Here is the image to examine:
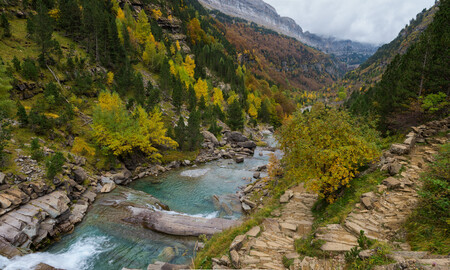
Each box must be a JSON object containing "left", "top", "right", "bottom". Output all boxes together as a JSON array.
[{"left": 0, "top": 236, "right": 112, "bottom": 270}]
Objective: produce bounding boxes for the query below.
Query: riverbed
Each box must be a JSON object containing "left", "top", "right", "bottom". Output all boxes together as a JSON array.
[{"left": 0, "top": 140, "right": 280, "bottom": 270}]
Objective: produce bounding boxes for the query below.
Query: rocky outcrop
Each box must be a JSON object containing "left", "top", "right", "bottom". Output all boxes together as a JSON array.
[
  {"left": 0, "top": 189, "right": 95, "bottom": 256},
  {"left": 124, "top": 207, "right": 240, "bottom": 236}
]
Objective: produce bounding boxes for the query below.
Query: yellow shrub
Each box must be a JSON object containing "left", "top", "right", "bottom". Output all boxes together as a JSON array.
[
  {"left": 278, "top": 103, "right": 380, "bottom": 203},
  {"left": 72, "top": 137, "right": 95, "bottom": 157}
]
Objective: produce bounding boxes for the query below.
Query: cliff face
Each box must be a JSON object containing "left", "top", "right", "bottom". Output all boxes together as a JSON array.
[{"left": 199, "top": 0, "right": 378, "bottom": 65}]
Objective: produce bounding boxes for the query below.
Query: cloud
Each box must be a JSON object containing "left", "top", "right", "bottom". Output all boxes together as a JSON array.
[{"left": 263, "top": 0, "right": 435, "bottom": 44}]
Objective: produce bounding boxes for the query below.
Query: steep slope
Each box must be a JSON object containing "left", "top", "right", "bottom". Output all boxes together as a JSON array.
[
  {"left": 213, "top": 12, "right": 346, "bottom": 94},
  {"left": 345, "top": 4, "right": 439, "bottom": 88},
  {"left": 346, "top": 0, "right": 449, "bottom": 132},
  {"left": 326, "top": 3, "right": 439, "bottom": 105},
  {"left": 199, "top": 0, "right": 378, "bottom": 66}
]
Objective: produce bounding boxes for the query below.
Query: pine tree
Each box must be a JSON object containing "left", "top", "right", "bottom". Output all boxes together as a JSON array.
[
  {"left": 174, "top": 116, "right": 186, "bottom": 150},
  {"left": 227, "top": 99, "right": 244, "bottom": 131},
  {"left": 28, "top": 0, "right": 55, "bottom": 64},
  {"left": 187, "top": 109, "right": 202, "bottom": 150},
  {"left": 146, "top": 82, "right": 160, "bottom": 110},
  {"left": 172, "top": 78, "right": 183, "bottom": 110},
  {"left": 258, "top": 99, "right": 271, "bottom": 123},
  {"left": 58, "top": 0, "right": 82, "bottom": 36},
  {"left": 188, "top": 85, "right": 197, "bottom": 111},
  {"left": 0, "top": 13, "right": 11, "bottom": 38}
]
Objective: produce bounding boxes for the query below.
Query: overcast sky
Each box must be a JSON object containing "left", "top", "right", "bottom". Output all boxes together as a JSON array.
[{"left": 263, "top": 0, "right": 435, "bottom": 44}]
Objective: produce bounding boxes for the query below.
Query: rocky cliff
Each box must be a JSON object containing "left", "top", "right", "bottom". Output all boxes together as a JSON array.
[{"left": 199, "top": 0, "right": 378, "bottom": 65}]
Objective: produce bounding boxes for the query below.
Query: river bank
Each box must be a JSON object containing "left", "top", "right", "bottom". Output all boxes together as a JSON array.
[{"left": 0, "top": 126, "right": 276, "bottom": 269}]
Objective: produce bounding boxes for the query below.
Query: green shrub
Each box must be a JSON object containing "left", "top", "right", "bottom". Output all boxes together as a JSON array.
[
  {"left": 22, "top": 58, "right": 39, "bottom": 81},
  {"left": 46, "top": 152, "right": 65, "bottom": 179},
  {"left": 406, "top": 143, "right": 450, "bottom": 254},
  {"left": 30, "top": 138, "right": 44, "bottom": 162}
]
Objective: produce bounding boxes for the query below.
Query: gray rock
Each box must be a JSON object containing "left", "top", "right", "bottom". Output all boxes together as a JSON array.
[
  {"left": 359, "top": 249, "right": 375, "bottom": 260},
  {"left": 242, "top": 199, "right": 256, "bottom": 208},
  {"left": 0, "top": 236, "right": 22, "bottom": 258},
  {"left": 226, "top": 131, "right": 249, "bottom": 143},
  {"left": 361, "top": 197, "right": 373, "bottom": 210},
  {"left": 382, "top": 177, "right": 402, "bottom": 189},
  {"left": 253, "top": 172, "right": 260, "bottom": 179},
  {"left": 202, "top": 131, "right": 220, "bottom": 146},
  {"left": 390, "top": 144, "right": 409, "bottom": 155},
  {"left": 100, "top": 182, "right": 116, "bottom": 193},
  {"left": 221, "top": 202, "right": 233, "bottom": 216},
  {"left": 241, "top": 202, "right": 251, "bottom": 212},
  {"left": 0, "top": 195, "right": 12, "bottom": 208},
  {"left": 235, "top": 156, "right": 244, "bottom": 163},
  {"left": 230, "top": 249, "right": 240, "bottom": 268},
  {"left": 246, "top": 226, "right": 261, "bottom": 237},
  {"left": 0, "top": 172, "right": 6, "bottom": 185},
  {"left": 157, "top": 246, "right": 176, "bottom": 262},
  {"left": 237, "top": 141, "right": 257, "bottom": 149},
  {"left": 124, "top": 207, "right": 240, "bottom": 236},
  {"left": 388, "top": 161, "right": 402, "bottom": 176},
  {"left": 230, "top": 234, "right": 246, "bottom": 251},
  {"left": 72, "top": 167, "right": 88, "bottom": 183}
]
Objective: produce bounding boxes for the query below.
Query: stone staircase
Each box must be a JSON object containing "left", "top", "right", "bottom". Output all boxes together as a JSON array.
[{"left": 212, "top": 184, "right": 319, "bottom": 269}]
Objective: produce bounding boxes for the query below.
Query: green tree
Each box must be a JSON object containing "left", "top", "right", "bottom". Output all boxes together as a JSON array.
[
  {"left": 186, "top": 109, "right": 202, "bottom": 150},
  {"left": 188, "top": 84, "right": 197, "bottom": 111},
  {"left": 0, "top": 64, "right": 14, "bottom": 119},
  {"left": 174, "top": 116, "right": 186, "bottom": 150},
  {"left": 58, "top": 0, "right": 82, "bottom": 36},
  {"left": 0, "top": 13, "right": 11, "bottom": 38},
  {"left": 227, "top": 99, "right": 244, "bottom": 131},
  {"left": 27, "top": 0, "right": 57, "bottom": 65},
  {"left": 16, "top": 102, "right": 28, "bottom": 126},
  {"left": 46, "top": 152, "right": 65, "bottom": 179}
]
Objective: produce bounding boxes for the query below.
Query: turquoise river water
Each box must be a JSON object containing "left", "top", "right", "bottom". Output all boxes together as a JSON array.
[{"left": 0, "top": 136, "right": 281, "bottom": 270}]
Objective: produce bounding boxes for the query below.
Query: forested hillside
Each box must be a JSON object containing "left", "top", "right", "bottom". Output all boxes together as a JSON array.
[
  {"left": 346, "top": 0, "right": 449, "bottom": 132},
  {"left": 211, "top": 11, "right": 346, "bottom": 100},
  {"left": 0, "top": 0, "right": 299, "bottom": 172}
]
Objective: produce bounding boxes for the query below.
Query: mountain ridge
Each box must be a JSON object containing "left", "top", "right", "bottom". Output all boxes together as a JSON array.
[{"left": 198, "top": 0, "right": 378, "bottom": 66}]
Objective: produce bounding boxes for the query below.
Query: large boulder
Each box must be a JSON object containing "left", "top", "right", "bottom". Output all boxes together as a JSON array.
[
  {"left": 72, "top": 167, "right": 88, "bottom": 183},
  {"left": 390, "top": 144, "right": 409, "bottom": 155},
  {"left": 237, "top": 141, "right": 257, "bottom": 149},
  {"left": 226, "top": 131, "right": 249, "bottom": 143},
  {"left": 112, "top": 169, "right": 132, "bottom": 184},
  {"left": 202, "top": 131, "right": 219, "bottom": 146},
  {"left": 123, "top": 207, "right": 240, "bottom": 236},
  {"left": 101, "top": 182, "right": 116, "bottom": 193}
]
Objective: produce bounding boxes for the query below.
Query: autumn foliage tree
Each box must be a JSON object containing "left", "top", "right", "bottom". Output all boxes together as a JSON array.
[
  {"left": 91, "top": 91, "right": 177, "bottom": 160},
  {"left": 278, "top": 103, "right": 380, "bottom": 202}
]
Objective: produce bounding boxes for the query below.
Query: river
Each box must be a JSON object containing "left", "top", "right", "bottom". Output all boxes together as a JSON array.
[{"left": 0, "top": 136, "right": 280, "bottom": 270}]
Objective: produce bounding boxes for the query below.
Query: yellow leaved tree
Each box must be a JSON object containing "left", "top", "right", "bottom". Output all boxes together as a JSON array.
[
  {"left": 278, "top": 103, "right": 380, "bottom": 203},
  {"left": 212, "top": 88, "right": 224, "bottom": 109},
  {"left": 91, "top": 91, "right": 177, "bottom": 160},
  {"left": 194, "top": 78, "right": 208, "bottom": 100},
  {"left": 183, "top": 55, "right": 195, "bottom": 78},
  {"left": 135, "top": 10, "right": 151, "bottom": 44}
]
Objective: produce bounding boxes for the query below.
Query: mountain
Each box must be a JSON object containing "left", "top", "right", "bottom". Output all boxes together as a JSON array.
[
  {"left": 326, "top": 3, "right": 439, "bottom": 105},
  {"left": 346, "top": 0, "right": 449, "bottom": 132},
  {"left": 198, "top": 0, "right": 378, "bottom": 66},
  {"left": 212, "top": 11, "right": 346, "bottom": 94}
]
